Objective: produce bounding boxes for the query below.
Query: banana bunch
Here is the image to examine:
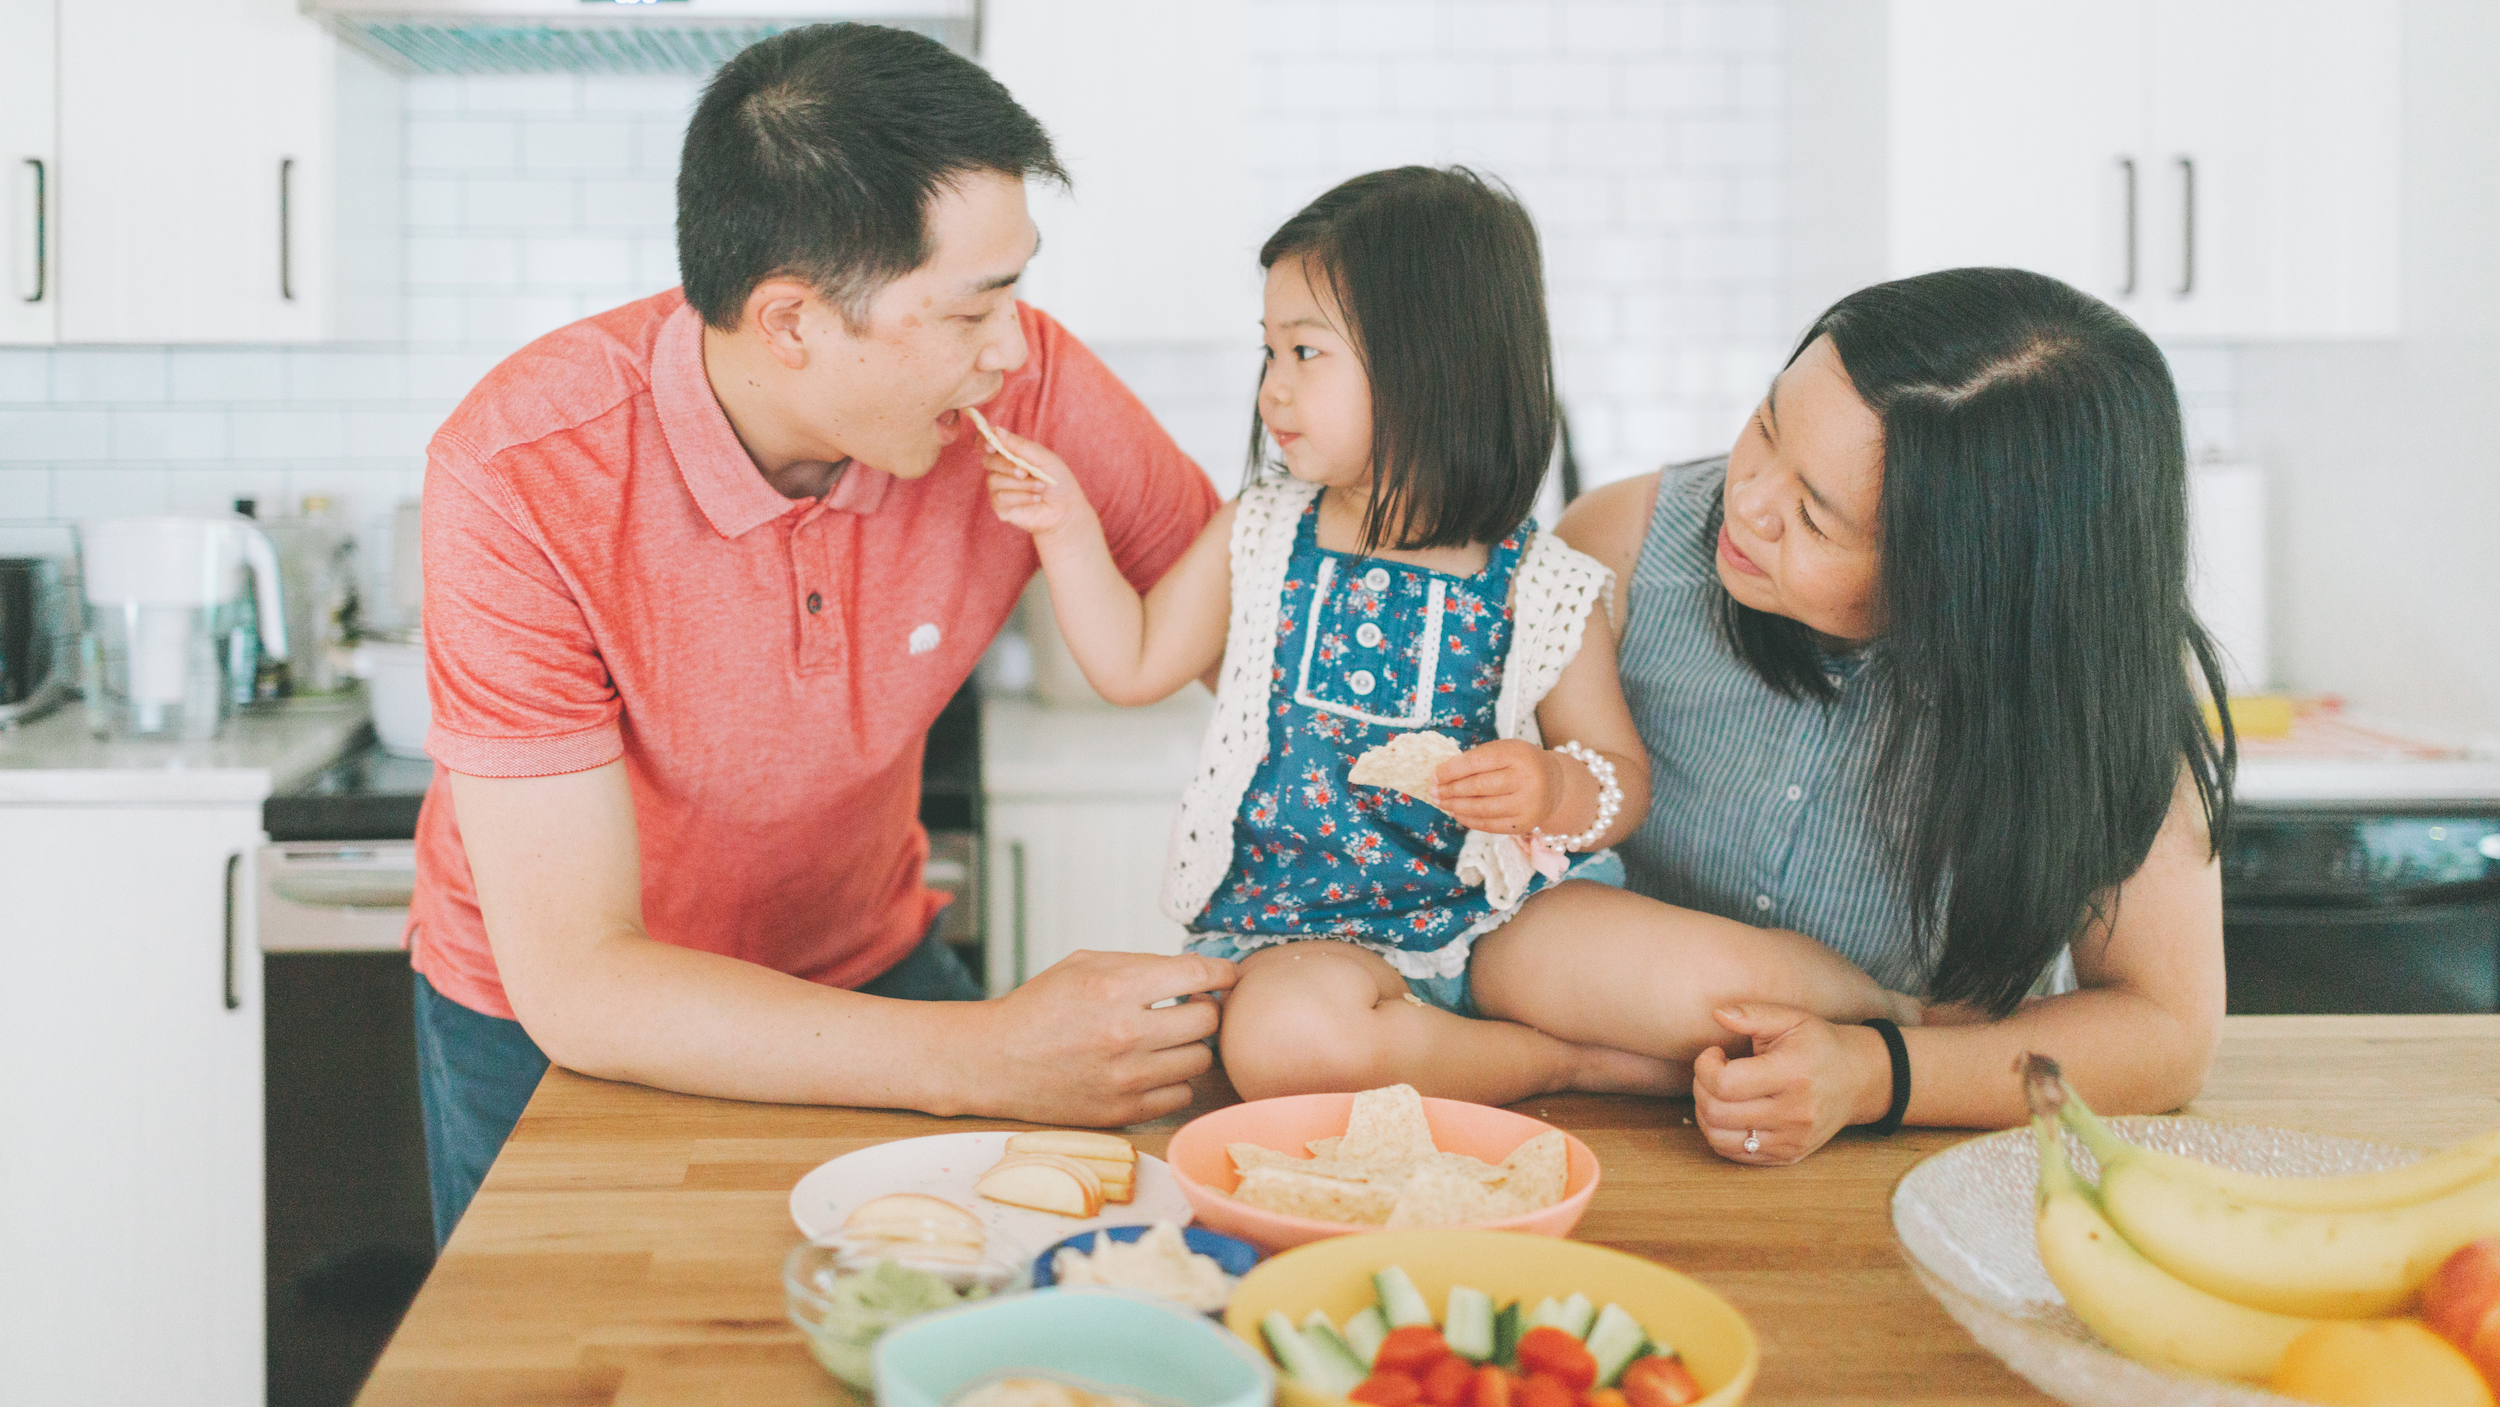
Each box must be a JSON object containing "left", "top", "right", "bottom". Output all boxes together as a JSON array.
[{"left": 2023, "top": 1055, "right": 2500, "bottom": 1382}]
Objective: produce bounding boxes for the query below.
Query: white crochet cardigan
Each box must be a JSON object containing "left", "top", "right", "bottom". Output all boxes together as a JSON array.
[{"left": 1159, "top": 478, "right": 1614, "bottom": 978}]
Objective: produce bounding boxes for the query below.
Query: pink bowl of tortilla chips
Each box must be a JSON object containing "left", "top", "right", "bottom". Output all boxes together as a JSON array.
[{"left": 1165, "top": 1085, "right": 1600, "bottom": 1253}]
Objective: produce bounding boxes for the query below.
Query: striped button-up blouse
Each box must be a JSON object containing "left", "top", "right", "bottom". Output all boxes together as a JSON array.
[{"left": 1612, "top": 458, "right": 2074, "bottom": 998}]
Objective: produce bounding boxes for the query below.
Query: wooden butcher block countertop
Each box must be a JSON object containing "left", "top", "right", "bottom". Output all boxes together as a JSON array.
[{"left": 356, "top": 1014, "right": 2500, "bottom": 1406}]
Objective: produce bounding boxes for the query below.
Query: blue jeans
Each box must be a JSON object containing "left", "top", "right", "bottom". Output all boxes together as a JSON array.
[{"left": 413, "top": 925, "right": 983, "bottom": 1246}]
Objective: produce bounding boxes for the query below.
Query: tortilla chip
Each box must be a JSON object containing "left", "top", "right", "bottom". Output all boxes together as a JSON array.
[
  {"left": 1497, "top": 1131, "right": 1570, "bottom": 1209},
  {"left": 1347, "top": 731, "right": 1460, "bottom": 807},
  {"left": 1227, "top": 1141, "right": 1311, "bottom": 1175},
  {"left": 1232, "top": 1165, "right": 1399, "bottom": 1225},
  {"left": 1305, "top": 1136, "right": 1343, "bottom": 1159},
  {"left": 1386, "top": 1161, "right": 1536, "bottom": 1228},
  {"left": 1333, "top": 1084, "right": 1438, "bottom": 1174}
]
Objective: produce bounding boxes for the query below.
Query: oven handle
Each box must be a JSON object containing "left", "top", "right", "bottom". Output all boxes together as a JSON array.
[{"left": 271, "top": 872, "right": 418, "bottom": 910}]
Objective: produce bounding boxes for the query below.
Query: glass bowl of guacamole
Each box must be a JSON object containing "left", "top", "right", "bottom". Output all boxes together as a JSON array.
[{"left": 785, "top": 1233, "right": 1034, "bottom": 1388}]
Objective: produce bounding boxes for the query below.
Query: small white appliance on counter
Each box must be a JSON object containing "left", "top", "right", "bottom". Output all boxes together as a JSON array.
[
  {"left": 76, "top": 514, "right": 288, "bottom": 742},
  {"left": 301, "top": 0, "right": 972, "bottom": 73}
]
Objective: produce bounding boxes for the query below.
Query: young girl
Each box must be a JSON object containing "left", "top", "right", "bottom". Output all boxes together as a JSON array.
[{"left": 984, "top": 167, "right": 1914, "bottom": 1104}]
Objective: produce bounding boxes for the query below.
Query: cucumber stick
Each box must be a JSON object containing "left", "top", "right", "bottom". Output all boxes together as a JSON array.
[
  {"left": 1374, "top": 1266, "right": 1434, "bottom": 1328},
  {"left": 1491, "top": 1300, "right": 1524, "bottom": 1369},
  {"left": 1262, "top": 1312, "right": 1362, "bottom": 1397},
  {"left": 1304, "top": 1319, "right": 1371, "bottom": 1388},
  {"left": 1556, "top": 1293, "right": 1596, "bottom": 1339},
  {"left": 1582, "top": 1303, "right": 1648, "bottom": 1386},
  {"left": 1343, "top": 1305, "right": 1391, "bottom": 1366},
  {"left": 1443, "top": 1285, "right": 1496, "bottom": 1361}
]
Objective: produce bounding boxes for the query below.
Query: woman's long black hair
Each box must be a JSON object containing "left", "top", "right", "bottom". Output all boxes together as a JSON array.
[{"left": 1723, "top": 267, "right": 2236, "bottom": 1015}]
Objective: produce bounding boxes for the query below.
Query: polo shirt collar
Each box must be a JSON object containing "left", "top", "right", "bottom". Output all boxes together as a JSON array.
[{"left": 651, "top": 298, "right": 893, "bottom": 538}]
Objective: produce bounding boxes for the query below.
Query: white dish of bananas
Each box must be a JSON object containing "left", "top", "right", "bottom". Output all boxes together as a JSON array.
[{"left": 1893, "top": 1098, "right": 2477, "bottom": 1407}]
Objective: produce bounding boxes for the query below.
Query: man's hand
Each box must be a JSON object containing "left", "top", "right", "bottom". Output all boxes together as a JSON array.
[
  {"left": 1435, "top": 739, "right": 1568, "bottom": 835},
  {"left": 963, "top": 950, "right": 1238, "bottom": 1126}
]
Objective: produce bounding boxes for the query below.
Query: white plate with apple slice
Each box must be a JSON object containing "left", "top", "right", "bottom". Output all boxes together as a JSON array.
[{"left": 788, "top": 1131, "right": 1194, "bottom": 1251}]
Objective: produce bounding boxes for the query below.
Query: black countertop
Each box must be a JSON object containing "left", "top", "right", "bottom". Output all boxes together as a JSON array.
[{"left": 264, "top": 681, "right": 984, "bottom": 842}]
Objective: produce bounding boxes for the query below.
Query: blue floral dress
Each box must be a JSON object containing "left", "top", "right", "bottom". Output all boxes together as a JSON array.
[{"left": 1192, "top": 499, "right": 1549, "bottom": 972}]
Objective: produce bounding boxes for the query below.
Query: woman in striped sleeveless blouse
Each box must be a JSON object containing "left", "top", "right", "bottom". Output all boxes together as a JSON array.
[{"left": 1556, "top": 268, "right": 2236, "bottom": 1166}]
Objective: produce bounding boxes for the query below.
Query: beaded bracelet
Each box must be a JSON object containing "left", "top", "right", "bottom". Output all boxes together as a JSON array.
[{"left": 1534, "top": 740, "right": 1622, "bottom": 852}]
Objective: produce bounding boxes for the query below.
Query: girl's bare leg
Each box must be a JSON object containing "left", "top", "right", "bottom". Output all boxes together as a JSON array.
[
  {"left": 1468, "top": 881, "right": 1922, "bottom": 1063},
  {"left": 1217, "top": 940, "right": 1682, "bottom": 1105}
]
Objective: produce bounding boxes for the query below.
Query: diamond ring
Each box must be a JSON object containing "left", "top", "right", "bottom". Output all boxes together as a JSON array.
[{"left": 1743, "top": 1130, "right": 1761, "bottom": 1155}]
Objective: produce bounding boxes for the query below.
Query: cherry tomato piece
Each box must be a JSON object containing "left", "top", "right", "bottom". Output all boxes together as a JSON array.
[
  {"left": 1581, "top": 1389, "right": 1633, "bottom": 1407},
  {"left": 1351, "top": 1372, "right": 1424, "bottom": 1407},
  {"left": 1465, "top": 1365, "right": 1514, "bottom": 1407},
  {"left": 1375, "top": 1327, "right": 1455, "bottom": 1375},
  {"left": 1421, "top": 1354, "right": 1476, "bottom": 1407},
  {"left": 1619, "top": 1356, "right": 1704, "bottom": 1407},
  {"left": 1514, "top": 1327, "right": 1599, "bottom": 1392},
  {"left": 1516, "top": 1373, "right": 1577, "bottom": 1407}
]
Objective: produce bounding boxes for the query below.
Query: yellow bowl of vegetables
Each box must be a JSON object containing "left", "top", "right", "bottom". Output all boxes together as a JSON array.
[{"left": 1224, "top": 1228, "right": 1756, "bottom": 1407}]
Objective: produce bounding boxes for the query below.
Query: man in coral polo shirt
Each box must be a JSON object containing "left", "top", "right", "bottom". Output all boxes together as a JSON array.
[{"left": 407, "top": 25, "right": 1233, "bottom": 1240}]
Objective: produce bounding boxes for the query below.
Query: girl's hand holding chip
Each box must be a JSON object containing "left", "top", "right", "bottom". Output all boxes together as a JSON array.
[
  {"left": 981, "top": 423, "right": 1090, "bottom": 541},
  {"left": 1435, "top": 739, "right": 1567, "bottom": 835}
]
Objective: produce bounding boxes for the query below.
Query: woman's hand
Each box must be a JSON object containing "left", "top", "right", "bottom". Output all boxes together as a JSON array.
[
  {"left": 1435, "top": 739, "right": 1568, "bottom": 835},
  {"left": 982, "top": 424, "right": 1093, "bottom": 542},
  {"left": 1691, "top": 1002, "right": 1896, "bottom": 1166}
]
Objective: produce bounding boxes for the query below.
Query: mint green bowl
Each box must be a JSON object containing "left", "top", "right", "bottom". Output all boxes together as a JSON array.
[{"left": 873, "top": 1287, "right": 1275, "bottom": 1407}]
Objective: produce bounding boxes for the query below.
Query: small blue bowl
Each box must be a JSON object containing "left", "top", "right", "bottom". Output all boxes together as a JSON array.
[
  {"left": 1032, "top": 1225, "right": 1265, "bottom": 1301},
  {"left": 874, "top": 1287, "right": 1274, "bottom": 1407}
]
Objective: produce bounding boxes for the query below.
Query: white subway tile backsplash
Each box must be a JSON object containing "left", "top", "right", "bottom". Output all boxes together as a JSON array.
[
  {"left": 112, "top": 410, "right": 229, "bottom": 461},
  {"left": 51, "top": 350, "right": 168, "bottom": 405},
  {"left": 170, "top": 466, "right": 287, "bottom": 517},
  {"left": 0, "top": 469, "right": 49, "bottom": 517},
  {"left": 1679, "top": 4, "right": 1781, "bottom": 56},
  {"left": 1334, "top": 3, "right": 1443, "bottom": 56},
  {"left": 1244, "top": 3, "right": 1341, "bottom": 56},
  {"left": 1446, "top": 3, "right": 1556, "bottom": 56},
  {"left": 1621, "top": 173, "right": 1728, "bottom": 230},
  {"left": 523, "top": 120, "right": 635, "bottom": 174},
  {"left": 465, "top": 177, "right": 580, "bottom": 231},
  {"left": 522, "top": 237, "right": 638, "bottom": 290},
  {"left": 403, "top": 76, "right": 464, "bottom": 113},
  {"left": 404, "top": 352, "right": 505, "bottom": 403},
  {"left": 1561, "top": 3, "right": 1672, "bottom": 55},
  {"left": 1444, "top": 114, "right": 1559, "bottom": 171},
  {"left": 461, "top": 295, "right": 582, "bottom": 349},
  {"left": 1387, "top": 58, "right": 1506, "bottom": 112},
  {"left": 1562, "top": 116, "right": 1674, "bottom": 170},
  {"left": 1333, "top": 116, "right": 1444, "bottom": 172},
  {"left": 348, "top": 410, "right": 450, "bottom": 461},
  {"left": 1621, "top": 58, "right": 1731, "bottom": 114},
  {"left": 168, "top": 350, "right": 288, "bottom": 404},
  {"left": 633, "top": 240, "right": 683, "bottom": 292},
  {"left": 53, "top": 467, "right": 171, "bottom": 518},
  {"left": 0, "top": 350, "right": 52, "bottom": 404},
  {"left": 1677, "top": 116, "right": 1777, "bottom": 168},
  {"left": 232, "top": 410, "right": 349, "bottom": 460},
  {"left": 287, "top": 351, "right": 407, "bottom": 404},
  {"left": 408, "top": 119, "right": 519, "bottom": 173},
  {"left": 0, "top": 411, "right": 113, "bottom": 463},
  {"left": 583, "top": 178, "right": 676, "bottom": 231},
  {"left": 464, "top": 74, "right": 580, "bottom": 115},
  {"left": 1272, "top": 57, "right": 1390, "bottom": 114},
  {"left": 405, "top": 296, "right": 467, "bottom": 348},
  {"left": 1510, "top": 59, "right": 1618, "bottom": 115},
  {"left": 635, "top": 115, "right": 694, "bottom": 173},
  {"left": 581, "top": 74, "right": 702, "bottom": 116},
  {"left": 409, "top": 235, "right": 523, "bottom": 291}
]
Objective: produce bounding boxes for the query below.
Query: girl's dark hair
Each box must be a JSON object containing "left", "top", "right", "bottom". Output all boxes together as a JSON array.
[
  {"left": 678, "top": 24, "right": 1067, "bottom": 330},
  {"left": 1723, "top": 267, "right": 2236, "bottom": 1015},
  {"left": 1250, "top": 167, "right": 1554, "bottom": 552}
]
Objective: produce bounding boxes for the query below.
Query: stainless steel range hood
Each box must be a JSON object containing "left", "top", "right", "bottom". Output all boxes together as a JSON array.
[{"left": 302, "top": 0, "right": 976, "bottom": 75}]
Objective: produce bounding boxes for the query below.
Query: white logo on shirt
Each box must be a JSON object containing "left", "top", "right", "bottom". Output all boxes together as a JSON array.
[{"left": 908, "top": 623, "right": 942, "bottom": 655}]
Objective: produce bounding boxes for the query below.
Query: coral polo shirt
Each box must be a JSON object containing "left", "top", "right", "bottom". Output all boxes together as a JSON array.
[{"left": 408, "top": 289, "right": 1219, "bottom": 1020}]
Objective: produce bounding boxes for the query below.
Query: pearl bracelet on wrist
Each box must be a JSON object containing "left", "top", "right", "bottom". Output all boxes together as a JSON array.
[{"left": 1534, "top": 740, "right": 1621, "bottom": 853}]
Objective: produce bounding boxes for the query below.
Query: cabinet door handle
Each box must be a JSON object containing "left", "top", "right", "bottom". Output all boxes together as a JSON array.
[
  {"left": 2174, "top": 155, "right": 2196, "bottom": 297},
  {"left": 19, "top": 158, "right": 43, "bottom": 304},
  {"left": 278, "top": 158, "right": 296, "bottom": 301},
  {"left": 2116, "top": 156, "right": 2138, "bottom": 297},
  {"left": 222, "top": 852, "right": 243, "bottom": 1011},
  {"left": 1008, "top": 839, "right": 1028, "bottom": 987}
]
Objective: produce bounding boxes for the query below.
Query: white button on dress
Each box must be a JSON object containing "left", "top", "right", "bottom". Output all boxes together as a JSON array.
[
  {"left": 1364, "top": 567, "right": 1392, "bottom": 591},
  {"left": 1348, "top": 670, "right": 1376, "bottom": 695},
  {"left": 1356, "top": 623, "right": 1384, "bottom": 648},
  {"left": 1786, "top": 785, "right": 1803, "bottom": 802},
  {"left": 1754, "top": 894, "right": 1772, "bottom": 911}
]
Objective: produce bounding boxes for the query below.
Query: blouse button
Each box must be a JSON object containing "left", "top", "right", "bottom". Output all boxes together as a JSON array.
[
  {"left": 1356, "top": 623, "right": 1384, "bottom": 648},
  {"left": 1786, "top": 785, "right": 1803, "bottom": 802},
  {"left": 1348, "top": 670, "right": 1376, "bottom": 695},
  {"left": 1753, "top": 894, "right": 1772, "bottom": 912},
  {"left": 1363, "top": 567, "right": 1392, "bottom": 591}
]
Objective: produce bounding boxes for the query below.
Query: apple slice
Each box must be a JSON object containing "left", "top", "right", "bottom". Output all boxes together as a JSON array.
[
  {"left": 977, "top": 1154, "right": 1103, "bottom": 1218},
  {"left": 1006, "top": 1131, "right": 1137, "bottom": 1167},
  {"left": 841, "top": 1192, "right": 986, "bottom": 1246}
]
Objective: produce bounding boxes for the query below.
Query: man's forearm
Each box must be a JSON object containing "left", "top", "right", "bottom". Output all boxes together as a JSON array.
[
  {"left": 503, "top": 930, "right": 985, "bottom": 1113},
  {"left": 1889, "top": 986, "right": 2221, "bottom": 1130}
]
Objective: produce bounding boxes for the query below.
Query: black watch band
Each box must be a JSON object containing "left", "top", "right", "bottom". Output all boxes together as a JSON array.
[{"left": 1860, "top": 1017, "right": 1912, "bottom": 1136}]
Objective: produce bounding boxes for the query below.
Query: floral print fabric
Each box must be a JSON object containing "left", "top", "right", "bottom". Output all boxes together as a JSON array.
[{"left": 1195, "top": 499, "right": 1539, "bottom": 956}]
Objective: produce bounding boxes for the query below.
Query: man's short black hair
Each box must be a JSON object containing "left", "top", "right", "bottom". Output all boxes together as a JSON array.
[{"left": 677, "top": 24, "right": 1067, "bottom": 331}]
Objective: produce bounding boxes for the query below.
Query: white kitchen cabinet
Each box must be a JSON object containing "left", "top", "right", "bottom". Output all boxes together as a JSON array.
[
  {"left": 1828, "top": 0, "right": 2400, "bottom": 341},
  {"left": 0, "top": 0, "right": 58, "bottom": 343},
  {"left": 981, "top": 693, "right": 1212, "bottom": 993},
  {"left": 0, "top": 803, "right": 265, "bottom": 1407},
  {"left": 2, "top": 0, "right": 401, "bottom": 346}
]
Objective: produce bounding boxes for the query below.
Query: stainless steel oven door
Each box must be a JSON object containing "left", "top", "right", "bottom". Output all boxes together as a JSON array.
[{"left": 257, "top": 842, "right": 415, "bottom": 953}]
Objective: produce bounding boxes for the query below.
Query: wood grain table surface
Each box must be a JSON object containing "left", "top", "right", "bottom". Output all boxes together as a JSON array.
[{"left": 356, "top": 1014, "right": 2500, "bottom": 1407}]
